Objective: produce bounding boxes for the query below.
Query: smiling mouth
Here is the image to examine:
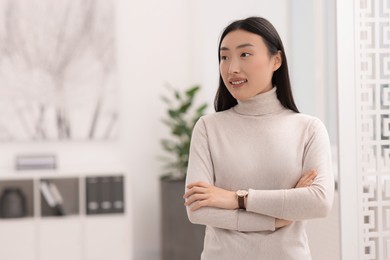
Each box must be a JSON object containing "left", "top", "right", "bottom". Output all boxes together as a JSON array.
[{"left": 230, "top": 79, "right": 247, "bottom": 86}]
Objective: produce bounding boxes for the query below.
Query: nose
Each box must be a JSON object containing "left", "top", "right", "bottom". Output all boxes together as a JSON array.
[{"left": 228, "top": 58, "right": 240, "bottom": 74}]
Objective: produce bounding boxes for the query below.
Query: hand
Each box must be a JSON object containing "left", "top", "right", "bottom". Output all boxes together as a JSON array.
[
  {"left": 275, "top": 170, "right": 318, "bottom": 228},
  {"left": 295, "top": 169, "right": 317, "bottom": 188},
  {"left": 183, "top": 181, "right": 236, "bottom": 211},
  {"left": 275, "top": 218, "right": 292, "bottom": 228}
]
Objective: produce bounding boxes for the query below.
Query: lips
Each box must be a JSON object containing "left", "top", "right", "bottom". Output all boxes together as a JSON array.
[{"left": 229, "top": 78, "right": 248, "bottom": 87}]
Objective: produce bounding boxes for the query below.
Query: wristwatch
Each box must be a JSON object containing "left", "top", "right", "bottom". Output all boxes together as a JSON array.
[{"left": 236, "top": 190, "right": 248, "bottom": 210}]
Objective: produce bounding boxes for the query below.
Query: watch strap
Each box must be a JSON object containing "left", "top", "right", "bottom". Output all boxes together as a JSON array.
[
  {"left": 238, "top": 196, "right": 246, "bottom": 209},
  {"left": 237, "top": 190, "right": 248, "bottom": 210}
]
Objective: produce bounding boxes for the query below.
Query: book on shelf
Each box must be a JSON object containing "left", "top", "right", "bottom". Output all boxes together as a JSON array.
[
  {"left": 99, "top": 176, "right": 113, "bottom": 214},
  {"left": 112, "top": 176, "right": 124, "bottom": 213},
  {"left": 40, "top": 180, "right": 65, "bottom": 216},
  {"left": 86, "top": 175, "right": 124, "bottom": 215},
  {"left": 86, "top": 177, "right": 100, "bottom": 215}
]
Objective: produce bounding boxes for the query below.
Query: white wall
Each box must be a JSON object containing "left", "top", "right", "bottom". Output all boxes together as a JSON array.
[
  {"left": 116, "top": 0, "right": 193, "bottom": 259},
  {"left": 0, "top": 0, "right": 193, "bottom": 260},
  {"left": 117, "top": 1, "right": 337, "bottom": 258},
  {"left": 118, "top": 1, "right": 290, "bottom": 259},
  {"left": 125, "top": 1, "right": 289, "bottom": 259},
  {"left": 188, "top": 0, "right": 290, "bottom": 108},
  {"left": 120, "top": 1, "right": 291, "bottom": 259},
  {"left": 0, "top": 1, "right": 336, "bottom": 260},
  {"left": 290, "top": 0, "right": 337, "bottom": 143}
]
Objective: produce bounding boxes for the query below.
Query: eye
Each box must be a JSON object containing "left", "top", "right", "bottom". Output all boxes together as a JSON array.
[
  {"left": 241, "top": 52, "right": 251, "bottom": 58},
  {"left": 220, "top": 56, "right": 229, "bottom": 61}
]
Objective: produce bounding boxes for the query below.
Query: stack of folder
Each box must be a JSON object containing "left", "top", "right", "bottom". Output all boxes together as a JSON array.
[{"left": 86, "top": 175, "right": 124, "bottom": 215}]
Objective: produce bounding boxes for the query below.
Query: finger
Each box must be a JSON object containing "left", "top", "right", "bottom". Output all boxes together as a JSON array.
[
  {"left": 296, "top": 175, "right": 310, "bottom": 188},
  {"left": 298, "top": 170, "right": 317, "bottom": 185},
  {"left": 303, "top": 172, "right": 316, "bottom": 182},
  {"left": 297, "top": 178, "right": 312, "bottom": 188},
  {"left": 186, "top": 181, "right": 210, "bottom": 189},
  {"left": 184, "top": 194, "right": 208, "bottom": 206},
  {"left": 301, "top": 179, "right": 313, "bottom": 188},
  {"left": 183, "top": 186, "right": 207, "bottom": 198},
  {"left": 295, "top": 171, "right": 313, "bottom": 188},
  {"left": 191, "top": 200, "right": 207, "bottom": 211},
  {"left": 307, "top": 171, "right": 318, "bottom": 183},
  {"left": 302, "top": 170, "right": 316, "bottom": 180},
  {"left": 296, "top": 172, "right": 318, "bottom": 188}
]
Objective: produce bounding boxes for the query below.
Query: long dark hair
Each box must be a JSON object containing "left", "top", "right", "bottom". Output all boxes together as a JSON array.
[{"left": 214, "top": 17, "right": 299, "bottom": 113}]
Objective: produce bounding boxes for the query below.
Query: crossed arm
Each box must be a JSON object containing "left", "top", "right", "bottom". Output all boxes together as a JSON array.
[
  {"left": 184, "top": 170, "right": 318, "bottom": 228},
  {"left": 183, "top": 117, "right": 334, "bottom": 231}
]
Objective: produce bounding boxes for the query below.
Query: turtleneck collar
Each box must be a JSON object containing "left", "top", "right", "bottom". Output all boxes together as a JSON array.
[{"left": 232, "top": 87, "right": 285, "bottom": 116}]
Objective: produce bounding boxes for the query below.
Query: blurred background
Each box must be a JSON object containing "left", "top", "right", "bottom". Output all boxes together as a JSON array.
[{"left": 0, "top": 0, "right": 387, "bottom": 259}]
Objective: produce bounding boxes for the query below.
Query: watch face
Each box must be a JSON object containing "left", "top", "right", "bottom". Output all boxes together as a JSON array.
[{"left": 237, "top": 190, "right": 248, "bottom": 197}]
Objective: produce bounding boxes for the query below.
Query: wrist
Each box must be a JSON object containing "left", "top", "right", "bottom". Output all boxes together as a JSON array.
[{"left": 236, "top": 190, "right": 248, "bottom": 210}]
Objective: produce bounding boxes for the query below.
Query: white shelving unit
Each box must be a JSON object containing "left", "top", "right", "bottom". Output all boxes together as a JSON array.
[{"left": 0, "top": 169, "right": 131, "bottom": 260}]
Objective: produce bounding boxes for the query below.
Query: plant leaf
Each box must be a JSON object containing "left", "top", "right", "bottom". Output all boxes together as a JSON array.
[
  {"left": 160, "top": 95, "right": 171, "bottom": 104},
  {"left": 160, "top": 85, "right": 208, "bottom": 180},
  {"left": 174, "top": 90, "right": 181, "bottom": 100},
  {"left": 179, "top": 101, "right": 192, "bottom": 114},
  {"left": 168, "top": 109, "right": 180, "bottom": 118},
  {"left": 196, "top": 103, "right": 208, "bottom": 115},
  {"left": 185, "top": 86, "right": 200, "bottom": 97}
]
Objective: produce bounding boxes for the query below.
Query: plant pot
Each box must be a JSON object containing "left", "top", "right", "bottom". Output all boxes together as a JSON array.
[{"left": 160, "top": 179, "right": 204, "bottom": 260}]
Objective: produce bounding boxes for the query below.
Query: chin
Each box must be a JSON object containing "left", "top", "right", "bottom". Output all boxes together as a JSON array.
[
  {"left": 232, "top": 93, "right": 252, "bottom": 101},
  {"left": 228, "top": 87, "right": 258, "bottom": 101}
]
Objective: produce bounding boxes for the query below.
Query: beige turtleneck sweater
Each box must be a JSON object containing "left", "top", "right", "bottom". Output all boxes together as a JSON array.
[{"left": 185, "top": 87, "right": 334, "bottom": 260}]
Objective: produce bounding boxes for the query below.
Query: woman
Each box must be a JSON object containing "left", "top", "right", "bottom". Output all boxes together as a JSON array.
[{"left": 183, "top": 17, "right": 334, "bottom": 259}]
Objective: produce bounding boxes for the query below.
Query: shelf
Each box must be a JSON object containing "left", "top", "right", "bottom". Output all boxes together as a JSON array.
[
  {"left": 0, "top": 179, "right": 34, "bottom": 218},
  {"left": 39, "top": 218, "right": 83, "bottom": 260},
  {"left": 84, "top": 216, "right": 128, "bottom": 259},
  {"left": 0, "top": 220, "right": 37, "bottom": 260},
  {"left": 40, "top": 177, "right": 79, "bottom": 217},
  {"left": 86, "top": 175, "right": 125, "bottom": 215},
  {"left": 0, "top": 171, "right": 129, "bottom": 260}
]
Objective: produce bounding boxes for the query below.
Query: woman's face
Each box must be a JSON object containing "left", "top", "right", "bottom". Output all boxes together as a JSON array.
[{"left": 219, "top": 29, "right": 281, "bottom": 101}]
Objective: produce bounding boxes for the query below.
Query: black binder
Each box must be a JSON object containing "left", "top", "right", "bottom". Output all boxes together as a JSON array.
[
  {"left": 86, "top": 175, "right": 125, "bottom": 215},
  {"left": 99, "top": 176, "right": 113, "bottom": 214},
  {"left": 86, "top": 177, "right": 100, "bottom": 215},
  {"left": 111, "top": 175, "right": 124, "bottom": 213}
]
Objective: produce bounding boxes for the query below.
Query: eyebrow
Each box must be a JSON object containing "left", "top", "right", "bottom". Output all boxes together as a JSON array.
[{"left": 220, "top": 43, "right": 255, "bottom": 51}]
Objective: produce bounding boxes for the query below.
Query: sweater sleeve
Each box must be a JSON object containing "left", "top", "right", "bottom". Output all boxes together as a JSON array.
[
  {"left": 246, "top": 118, "right": 335, "bottom": 220},
  {"left": 185, "top": 117, "right": 276, "bottom": 232}
]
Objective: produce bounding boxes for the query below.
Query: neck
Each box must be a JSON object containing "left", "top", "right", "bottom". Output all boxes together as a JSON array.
[{"left": 232, "top": 87, "right": 284, "bottom": 116}]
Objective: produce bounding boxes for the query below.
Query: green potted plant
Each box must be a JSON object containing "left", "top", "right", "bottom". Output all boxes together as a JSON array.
[{"left": 160, "top": 85, "right": 208, "bottom": 260}]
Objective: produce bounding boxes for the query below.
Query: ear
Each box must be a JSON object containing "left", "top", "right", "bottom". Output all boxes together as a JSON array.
[{"left": 273, "top": 51, "right": 282, "bottom": 71}]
